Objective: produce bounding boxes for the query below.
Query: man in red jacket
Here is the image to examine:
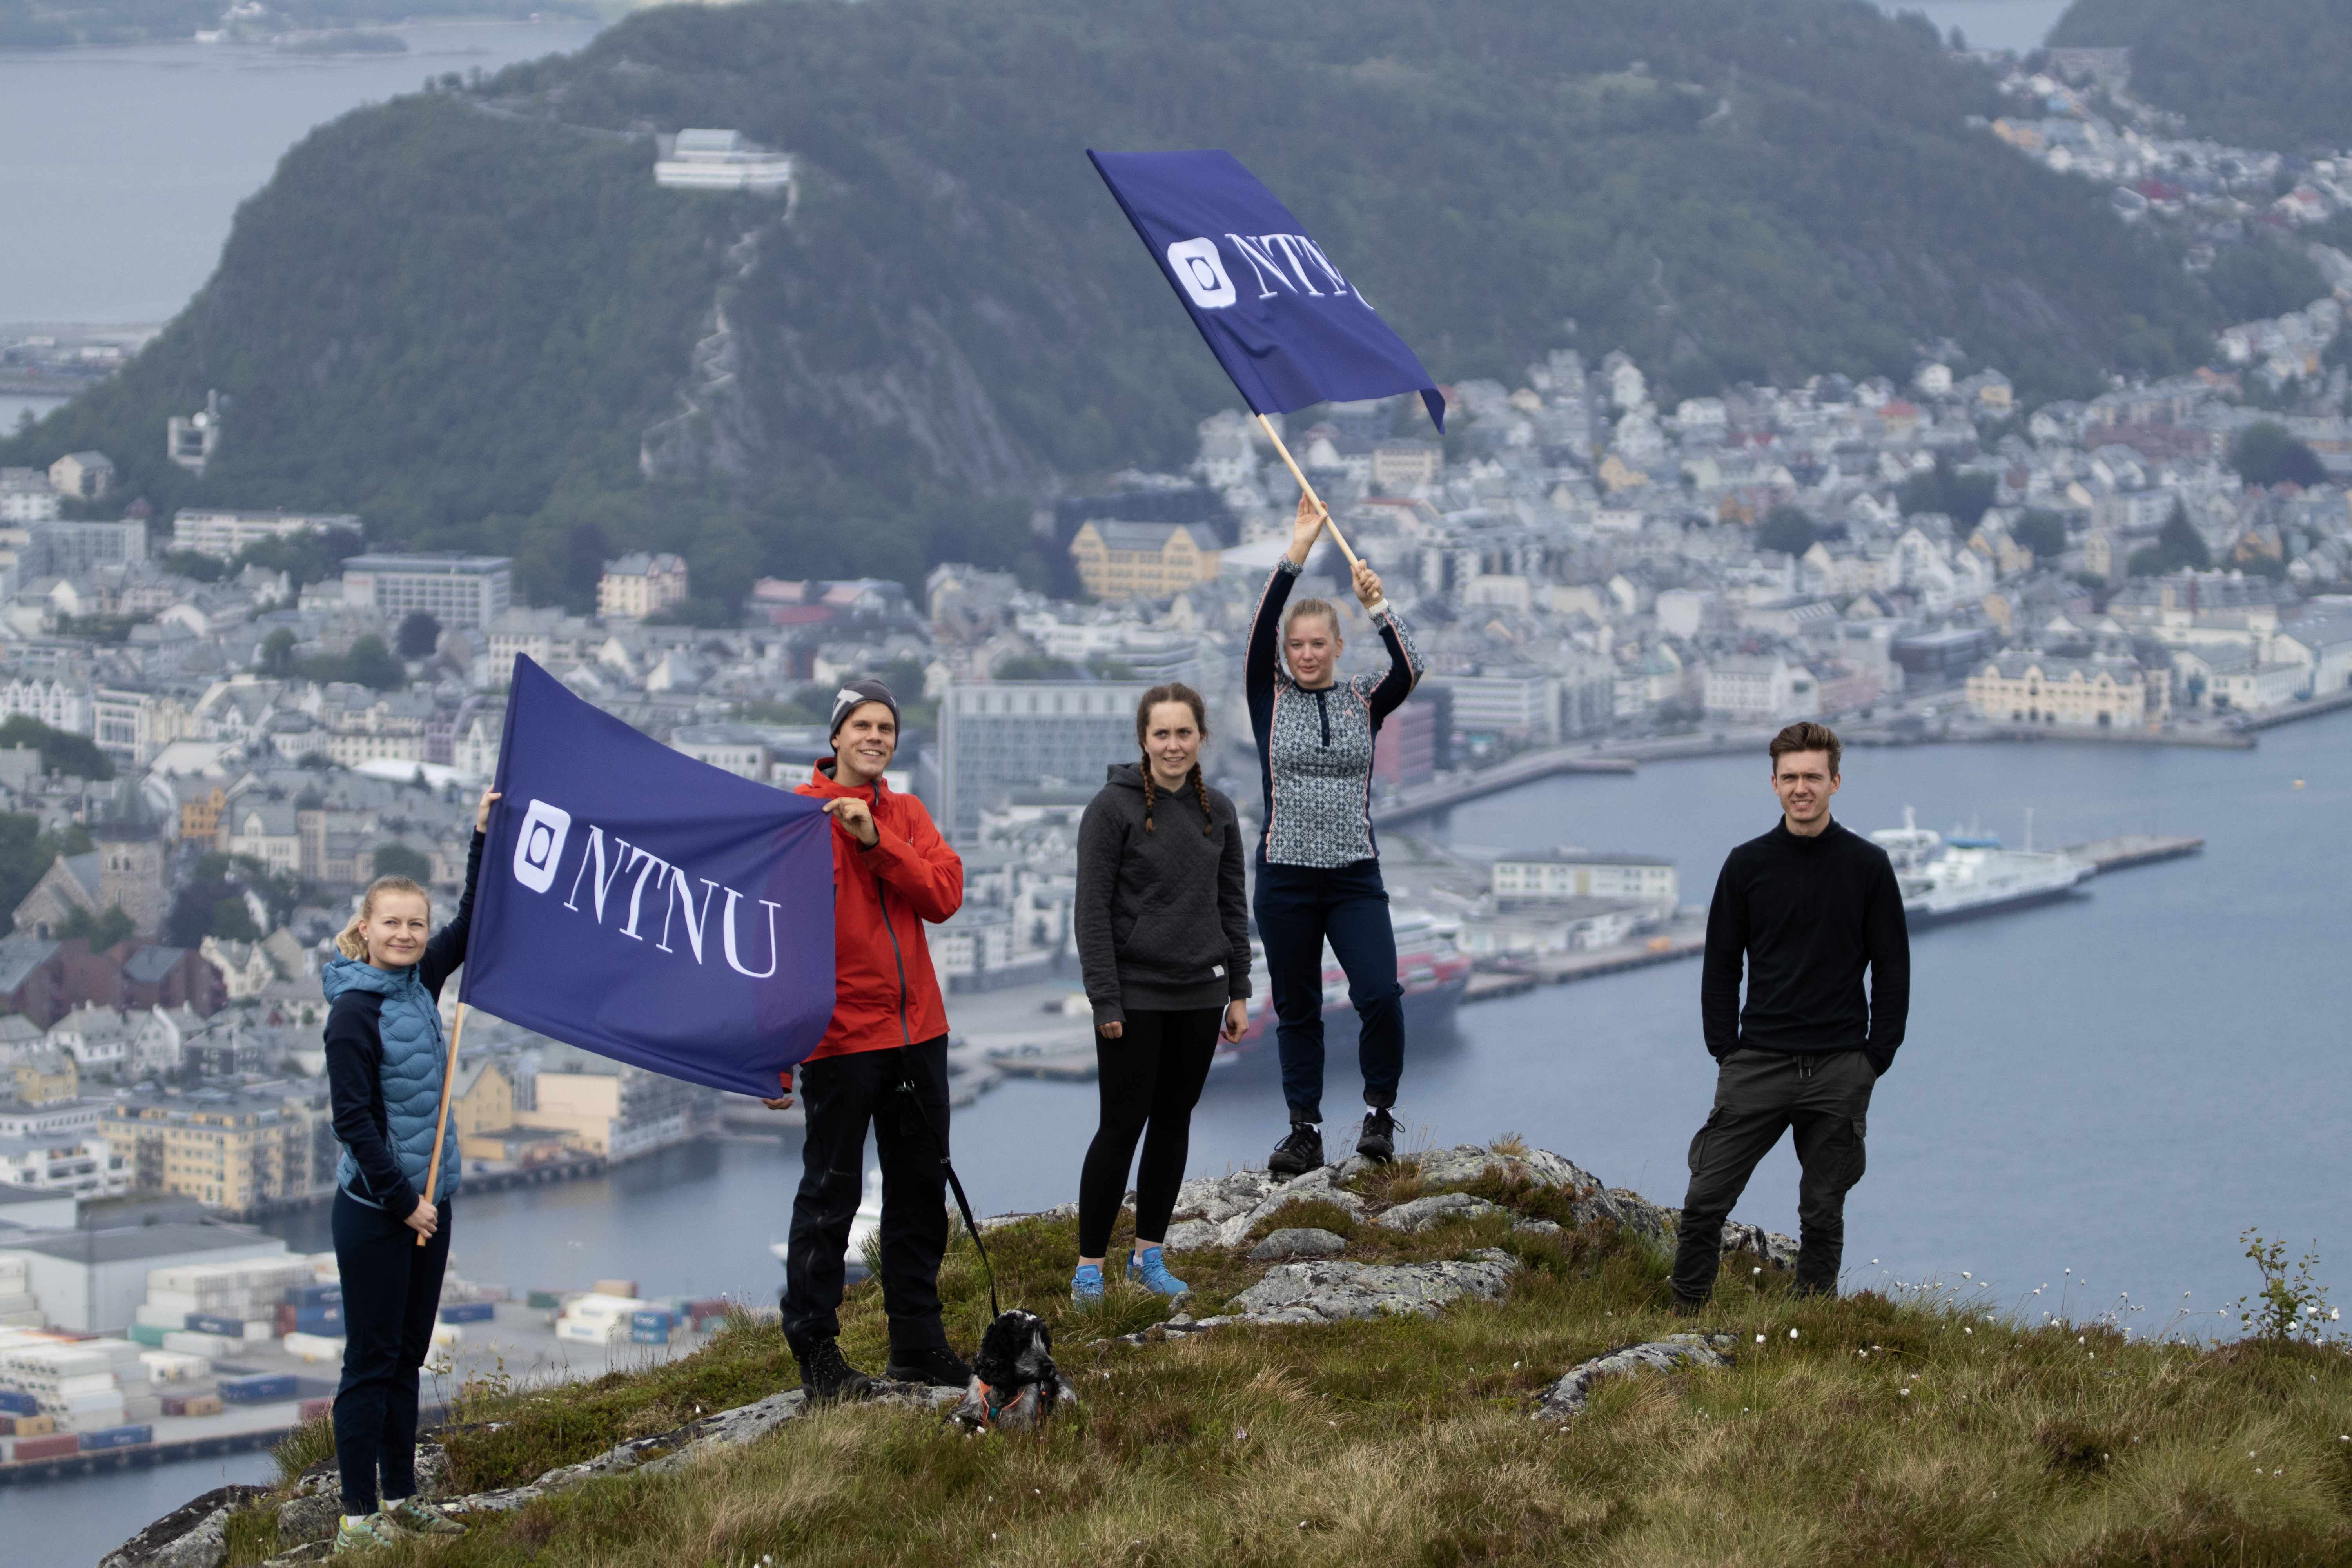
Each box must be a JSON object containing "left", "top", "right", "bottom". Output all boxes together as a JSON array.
[{"left": 766, "top": 679, "right": 968, "bottom": 1399}]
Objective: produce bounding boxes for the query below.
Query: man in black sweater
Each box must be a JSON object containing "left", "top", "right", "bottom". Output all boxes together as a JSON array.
[{"left": 1673, "top": 721, "right": 1909, "bottom": 1310}]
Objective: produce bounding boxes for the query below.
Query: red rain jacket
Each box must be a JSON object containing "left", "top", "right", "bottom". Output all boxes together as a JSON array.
[{"left": 780, "top": 760, "right": 962, "bottom": 1089}]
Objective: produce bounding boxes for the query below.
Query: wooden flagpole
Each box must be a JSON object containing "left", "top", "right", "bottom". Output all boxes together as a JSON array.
[
  {"left": 416, "top": 1002, "right": 467, "bottom": 1247},
  {"left": 1257, "top": 413, "right": 1363, "bottom": 573}
]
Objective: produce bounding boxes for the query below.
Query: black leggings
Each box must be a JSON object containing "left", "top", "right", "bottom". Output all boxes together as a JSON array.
[
  {"left": 1078, "top": 1007, "right": 1221, "bottom": 1258},
  {"left": 331, "top": 1189, "right": 450, "bottom": 1516}
]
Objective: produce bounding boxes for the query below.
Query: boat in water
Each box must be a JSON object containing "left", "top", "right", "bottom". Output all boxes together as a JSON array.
[
  {"left": 1222, "top": 907, "right": 1472, "bottom": 1065},
  {"left": 770, "top": 1165, "right": 882, "bottom": 1279},
  {"left": 1870, "top": 809, "right": 2091, "bottom": 927}
]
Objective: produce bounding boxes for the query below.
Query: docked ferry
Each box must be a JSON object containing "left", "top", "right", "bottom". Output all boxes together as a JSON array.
[
  {"left": 1870, "top": 809, "right": 2092, "bottom": 927},
  {"left": 1223, "top": 908, "right": 1473, "bottom": 1065}
]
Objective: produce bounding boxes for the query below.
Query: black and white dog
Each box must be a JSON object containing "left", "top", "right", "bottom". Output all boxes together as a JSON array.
[{"left": 951, "top": 1310, "right": 1060, "bottom": 1430}]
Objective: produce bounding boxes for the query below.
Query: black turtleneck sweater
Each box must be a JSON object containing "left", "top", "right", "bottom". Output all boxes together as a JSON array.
[{"left": 1700, "top": 818, "right": 1911, "bottom": 1075}]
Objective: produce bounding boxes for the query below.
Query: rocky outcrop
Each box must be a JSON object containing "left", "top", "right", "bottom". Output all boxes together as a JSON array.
[
  {"left": 1531, "top": 1334, "right": 1738, "bottom": 1421},
  {"left": 1375, "top": 1192, "right": 1507, "bottom": 1232},
  {"left": 1200, "top": 1252, "right": 1521, "bottom": 1328},
  {"left": 98, "top": 1484, "right": 269, "bottom": 1568},
  {"left": 1248, "top": 1227, "right": 1350, "bottom": 1260}
]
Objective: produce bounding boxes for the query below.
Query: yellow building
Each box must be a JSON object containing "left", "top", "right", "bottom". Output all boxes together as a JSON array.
[
  {"left": 11, "top": 1050, "right": 78, "bottom": 1105},
  {"left": 1068, "top": 521, "right": 1221, "bottom": 601},
  {"left": 179, "top": 786, "right": 226, "bottom": 846},
  {"left": 1965, "top": 654, "right": 2166, "bottom": 729},
  {"left": 103, "top": 1090, "right": 323, "bottom": 1216},
  {"left": 513, "top": 1046, "right": 699, "bottom": 1160}
]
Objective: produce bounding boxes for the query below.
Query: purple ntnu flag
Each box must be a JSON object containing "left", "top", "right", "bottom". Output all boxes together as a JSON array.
[
  {"left": 1089, "top": 148, "right": 1445, "bottom": 431},
  {"left": 461, "top": 656, "right": 835, "bottom": 1096}
]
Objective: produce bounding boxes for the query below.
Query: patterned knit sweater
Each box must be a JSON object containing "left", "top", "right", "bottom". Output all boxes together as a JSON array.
[{"left": 1244, "top": 559, "right": 1424, "bottom": 868}]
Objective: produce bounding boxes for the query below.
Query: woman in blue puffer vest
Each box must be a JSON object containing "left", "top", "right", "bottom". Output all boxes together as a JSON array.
[{"left": 318, "top": 788, "right": 493, "bottom": 1552}]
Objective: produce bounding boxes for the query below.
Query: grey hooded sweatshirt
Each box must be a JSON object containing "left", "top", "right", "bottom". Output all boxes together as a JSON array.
[{"left": 1075, "top": 762, "right": 1252, "bottom": 1029}]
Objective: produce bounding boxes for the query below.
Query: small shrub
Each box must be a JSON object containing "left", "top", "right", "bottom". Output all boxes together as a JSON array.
[{"left": 2236, "top": 1230, "right": 2337, "bottom": 1344}]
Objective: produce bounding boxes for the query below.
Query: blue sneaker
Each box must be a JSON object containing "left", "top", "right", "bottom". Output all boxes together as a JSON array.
[
  {"left": 1070, "top": 1262, "right": 1103, "bottom": 1304},
  {"left": 1128, "top": 1245, "right": 1189, "bottom": 1298}
]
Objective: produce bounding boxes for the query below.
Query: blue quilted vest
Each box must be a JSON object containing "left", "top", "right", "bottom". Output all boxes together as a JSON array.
[{"left": 325, "top": 955, "right": 462, "bottom": 1207}]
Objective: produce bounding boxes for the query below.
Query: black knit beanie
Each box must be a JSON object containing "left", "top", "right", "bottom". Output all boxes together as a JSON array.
[{"left": 828, "top": 678, "right": 901, "bottom": 737}]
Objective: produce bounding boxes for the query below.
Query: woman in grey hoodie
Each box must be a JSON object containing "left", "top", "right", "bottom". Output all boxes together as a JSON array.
[{"left": 1070, "top": 683, "right": 1250, "bottom": 1302}]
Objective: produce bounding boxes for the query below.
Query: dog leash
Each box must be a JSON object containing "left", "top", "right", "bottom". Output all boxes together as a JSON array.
[{"left": 894, "top": 1073, "right": 1000, "bottom": 1320}]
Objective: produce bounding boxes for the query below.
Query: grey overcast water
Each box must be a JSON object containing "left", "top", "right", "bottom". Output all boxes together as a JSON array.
[{"left": 0, "top": 21, "right": 601, "bottom": 324}]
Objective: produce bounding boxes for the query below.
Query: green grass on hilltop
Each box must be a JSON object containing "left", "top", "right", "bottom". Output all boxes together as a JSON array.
[{"left": 226, "top": 1151, "right": 2352, "bottom": 1566}]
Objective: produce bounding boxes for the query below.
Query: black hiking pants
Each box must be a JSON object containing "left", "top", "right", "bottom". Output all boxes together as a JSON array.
[
  {"left": 332, "top": 1189, "right": 451, "bottom": 1516},
  {"left": 782, "top": 1036, "right": 952, "bottom": 1359},
  {"left": 1076, "top": 1006, "right": 1221, "bottom": 1258},
  {"left": 1672, "top": 1047, "right": 1874, "bottom": 1304}
]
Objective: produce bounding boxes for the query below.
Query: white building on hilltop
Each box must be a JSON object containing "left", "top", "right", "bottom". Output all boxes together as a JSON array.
[{"left": 655, "top": 129, "right": 793, "bottom": 194}]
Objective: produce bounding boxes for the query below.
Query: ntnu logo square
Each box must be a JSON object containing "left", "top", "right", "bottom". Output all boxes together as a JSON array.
[
  {"left": 512, "top": 799, "right": 572, "bottom": 894},
  {"left": 1166, "top": 237, "right": 1236, "bottom": 309}
]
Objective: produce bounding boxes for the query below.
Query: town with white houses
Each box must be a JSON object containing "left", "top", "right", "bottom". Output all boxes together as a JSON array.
[{"left": 3, "top": 45, "right": 2352, "bottom": 1338}]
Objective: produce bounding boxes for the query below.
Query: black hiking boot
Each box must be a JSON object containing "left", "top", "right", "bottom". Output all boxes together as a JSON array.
[
  {"left": 886, "top": 1343, "right": 974, "bottom": 1388},
  {"left": 1357, "top": 1107, "right": 1397, "bottom": 1163},
  {"left": 1670, "top": 1294, "right": 1708, "bottom": 1318},
  {"left": 794, "top": 1339, "right": 877, "bottom": 1404},
  {"left": 1268, "top": 1122, "right": 1324, "bottom": 1178}
]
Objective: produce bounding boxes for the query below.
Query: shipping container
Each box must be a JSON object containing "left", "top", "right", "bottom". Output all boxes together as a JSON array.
[
  {"left": 217, "top": 1373, "right": 296, "bottom": 1405},
  {"left": 283, "top": 1283, "right": 342, "bottom": 1308},
  {"left": 438, "top": 1302, "right": 493, "bottom": 1325},
  {"left": 159, "top": 1394, "right": 187, "bottom": 1416},
  {"left": 160, "top": 1331, "right": 238, "bottom": 1358},
  {"left": 127, "top": 1323, "right": 167, "bottom": 1348},
  {"left": 8, "top": 1412, "right": 56, "bottom": 1437},
  {"left": 294, "top": 1305, "right": 343, "bottom": 1334},
  {"left": 183, "top": 1312, "right": 245, "bottom": 1338},
  {"left": 184, "top": 1395, "right": 223, "bottom": 1417},
  {"left": 593, "top": 1278, "right": 639, "bottom": 1299},
  {"left": 9, "top": 1432, "right": 79, "bottom": 1461},
  {"left": 0, "top": 1390, "right": 36, "bottom": 1415},
  {"left": 78, "top": 1424, "right": 154, "bottom": 1451},
  {"left": 630, "top": 1308, "right": 674, "bottom": 1332},
  {"left": 283, "top": 1332, "right": 344, "bottom": 1363},
  {"left": 524, "top": 1290, "right": 564, "bottom": 1310},
  {"left": 629, "top": 1325, "right": 674, "bottom": 1345}
]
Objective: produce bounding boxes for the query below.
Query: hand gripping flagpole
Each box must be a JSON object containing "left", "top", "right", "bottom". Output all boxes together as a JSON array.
[
  {"left": 1257, "top": 414, "right": 1364, "bottom": 574},
  {"left": 417, "top": 1002, "right": 467, "bottom": 1246}
]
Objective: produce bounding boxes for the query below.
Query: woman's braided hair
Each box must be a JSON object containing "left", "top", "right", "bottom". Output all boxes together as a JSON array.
[{"left": 1134, "top": 683, "right": 1214, "bottom": 837}]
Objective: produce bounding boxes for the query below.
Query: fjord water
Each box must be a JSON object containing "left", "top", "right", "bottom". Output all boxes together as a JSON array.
[{"left": 0, "top": 22, "right": 601, "bottom": 324}]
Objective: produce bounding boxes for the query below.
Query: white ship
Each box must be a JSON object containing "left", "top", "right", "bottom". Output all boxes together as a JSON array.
[{"left": 1869, "top": 809, "right": 2092, "bottom": 927}]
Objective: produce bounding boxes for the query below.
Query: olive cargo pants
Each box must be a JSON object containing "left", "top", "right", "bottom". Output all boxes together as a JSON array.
[{"left": 1672, "top": 1047, "right": 1875, "bottom": 1304}]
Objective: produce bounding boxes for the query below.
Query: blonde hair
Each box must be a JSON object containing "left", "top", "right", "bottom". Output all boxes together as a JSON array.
[
  {"left": 336, "top": 875, "right": 430, "bottom": 962},
  {"left": 1283, "top": 597, "right": 1341, "bottom": 642}
]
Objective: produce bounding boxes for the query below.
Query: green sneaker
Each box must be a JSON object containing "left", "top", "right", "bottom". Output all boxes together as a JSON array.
[
  {"left": 386, "top": 1496, "right": 467, "bottom": 1536},
  {"left": 333, "top": 1513, "right": 403, "bottom": 1553}
]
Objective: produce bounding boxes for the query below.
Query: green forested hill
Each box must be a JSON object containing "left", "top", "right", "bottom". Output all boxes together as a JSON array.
[
  {"left": 2049, "top": 0, "right": 2352, "bottom": 151},
  {"left": 1, "top": 0, "right": 2238, "bottom": 604}
]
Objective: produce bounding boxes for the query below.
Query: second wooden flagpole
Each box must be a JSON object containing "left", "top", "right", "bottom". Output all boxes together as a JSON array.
[
  {"left": 1257, "top": 413, "right": 1363, "bottom": 573},
  {"left": 416, "top": 1002, "right": 467, "bottom": 1247}
]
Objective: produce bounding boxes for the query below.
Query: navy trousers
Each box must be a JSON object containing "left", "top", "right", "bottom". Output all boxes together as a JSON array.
[
  {"left": 1253, "top": 857, "right": 1403, "bottom": 1124},
  {"left": 332, "top": 1189, "right": 450, "bottom": 1515}
]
